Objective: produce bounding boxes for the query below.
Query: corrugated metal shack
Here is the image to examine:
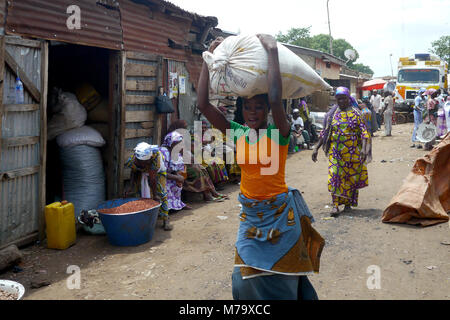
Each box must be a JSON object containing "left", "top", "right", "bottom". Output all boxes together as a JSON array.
[
  {"left": 283, "top": 43, "right": 346, "bottom": 112},
  {"left": 0, "top": 0, "right": 218, "bottom": 248}
]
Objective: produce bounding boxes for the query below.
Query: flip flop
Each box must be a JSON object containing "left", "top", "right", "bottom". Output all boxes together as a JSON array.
[{"left": 206, "top": 197, "right": 225, "bottom": 203}]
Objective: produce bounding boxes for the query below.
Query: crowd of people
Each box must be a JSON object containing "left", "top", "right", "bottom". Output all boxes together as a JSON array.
[
  {"left": 124, "top": 119, "right": 237, "bottom": 231},
  {"left": 411, "top": 87, "right": 449, "bottom": 150}
]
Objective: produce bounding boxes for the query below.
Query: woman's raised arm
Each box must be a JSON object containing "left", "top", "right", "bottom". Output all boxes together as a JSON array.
[{"left": 197, "top": 37, "right": 230, "bottom": 134}]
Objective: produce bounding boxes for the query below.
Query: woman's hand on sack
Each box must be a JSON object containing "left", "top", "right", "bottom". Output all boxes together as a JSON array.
[
  {"left": 208, "top": 37, "right": 224, "bottom": 53},
  {"left": 256, "top": 34, "right": 278, "bottom": 52}
]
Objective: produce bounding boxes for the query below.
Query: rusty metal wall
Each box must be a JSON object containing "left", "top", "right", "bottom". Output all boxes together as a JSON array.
[
  {"left": 5, "top": 0, "right": 122, "bottom": 50},
  {"left": 0, "top": 40, "right": 42, "bottom": 247},
  {"left": 120, "top": 0, "right": 191, "bottom": 58}
]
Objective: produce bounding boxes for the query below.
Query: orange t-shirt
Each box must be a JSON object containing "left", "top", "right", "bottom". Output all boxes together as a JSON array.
[{"left": 230, "top": 121, "right": 290, "bottom": 200}]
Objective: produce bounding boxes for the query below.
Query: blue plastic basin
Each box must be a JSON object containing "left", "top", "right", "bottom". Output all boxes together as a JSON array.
[{"left": 97, "top": 198, "right": 161, "bottom": 246}]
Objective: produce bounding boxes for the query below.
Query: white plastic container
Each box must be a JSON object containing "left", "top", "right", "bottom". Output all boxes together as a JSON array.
[{"left": 0, "top": 280, "right": 25, "bottom": 300}]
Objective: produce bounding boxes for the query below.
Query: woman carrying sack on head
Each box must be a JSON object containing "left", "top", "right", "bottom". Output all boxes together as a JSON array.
[
  {"left": 124, "top": 142, "right": 173, "bottom": 231},
  {"left": 198, "top": 35, "right": 324, "bottom": 300}
]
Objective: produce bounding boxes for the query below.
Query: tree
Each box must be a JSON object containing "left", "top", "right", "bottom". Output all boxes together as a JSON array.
[
  {"left": 276, "top": 28, "right": 374, "bottom": 75},
  {"left": 349, "top": 63, "right": 374, "bottom": 75},
  {"left": 275, "top": 27, "right": 312, "bottom": 48},
  {"left": 429, "top": 35, "right": 450, "bottom": 65}
]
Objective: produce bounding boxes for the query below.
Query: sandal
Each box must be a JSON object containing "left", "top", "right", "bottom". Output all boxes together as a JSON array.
[
  {"left": 205, "top": 196, "right": 225, "bottom": 203},
  {"left": 163, "top": 220, "right": 173, "bottom": 231},
  {"left": 330, "top": 206, "right": 340, "bottom": 217}
]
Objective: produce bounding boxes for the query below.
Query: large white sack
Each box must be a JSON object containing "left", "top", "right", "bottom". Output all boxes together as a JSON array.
[
  {"left": 203, "top": 34, "right": 332, "bottom": 99},
  {"left": 56, "top": 125, "right": 106, "bottom": 148},
  {"left": 47, "top": 90, "right": 87, "bottom": 140}
]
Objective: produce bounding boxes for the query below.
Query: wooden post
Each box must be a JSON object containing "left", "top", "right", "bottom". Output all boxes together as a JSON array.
[
  {"left": 38, "top": 41, "right": 48, "bottom": 241},
  {"left": 118, "top": 51, "right": 126, "bottom": 196},
  {"left": 0, "top": 36, "right": 4, "bottom": 154}
]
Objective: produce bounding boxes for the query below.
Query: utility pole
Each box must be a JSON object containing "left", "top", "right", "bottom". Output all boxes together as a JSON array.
[
  {"left": 327, "top": 0, "right": 333, "bottom": 55},
  {"left": 389, "top": 53, "right": 393, "bottom": 77}
]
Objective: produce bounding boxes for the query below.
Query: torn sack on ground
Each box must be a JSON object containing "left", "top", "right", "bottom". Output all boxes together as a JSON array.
[{"left": 382, "top": 132, "right": 450, "bottom": 227}]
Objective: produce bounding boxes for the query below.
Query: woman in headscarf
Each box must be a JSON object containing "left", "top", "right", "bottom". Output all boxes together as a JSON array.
[
  {"left": 312, "top": 87, "right": 371, "bottom": 216},
  {"left": 159, "top": 131, "right": 191, "bottom": 212},
  {"left": 424, "top": 89, "right": 440, "bottom": 150},
  {"left": 124, "top": 142, "right": 172, "bottom": 231},
  {"left": 198, "top": 34, "right": 324, "bottom": 300},
  {"left": 360, "top": 96, "right": 373, "bottom": 135},
  {"left": 425, "top": 89, "right": 439, "bottom": 126}
]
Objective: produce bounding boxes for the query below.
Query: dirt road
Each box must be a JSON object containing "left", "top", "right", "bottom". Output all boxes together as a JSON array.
[{"left": 3, "top": 123, "right": 449, "bottom": 300}]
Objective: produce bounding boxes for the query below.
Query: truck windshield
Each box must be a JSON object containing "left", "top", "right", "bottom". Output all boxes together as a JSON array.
[{"left": 398, "top": 69, "right": 439, "bottom": 83}]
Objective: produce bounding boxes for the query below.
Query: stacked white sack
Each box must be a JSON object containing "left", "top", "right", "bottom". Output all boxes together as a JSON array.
[{"left": 203, "top": 34, "right": 332, "bottom": 99}]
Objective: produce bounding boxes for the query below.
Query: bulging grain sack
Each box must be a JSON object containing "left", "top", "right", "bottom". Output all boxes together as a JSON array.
[
  {"left": 203, "top": 34, "right": 332, "bottom": 99},
  {"left": 56, "top": 125, "right": 106, "bottom": 149}
]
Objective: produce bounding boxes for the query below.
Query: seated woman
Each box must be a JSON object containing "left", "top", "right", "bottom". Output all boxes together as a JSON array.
[
  {"left": 167, "top": 120, "right": 228, "bottom": 202},
  {"left": 124, "top": 142, "right": 172, "bottom": 231},
  {"left": 201, "top": 121, "right": 229, "bottom": 189},
  {"left": 159, "top": 131, "right": 192, "bottom": 212}
]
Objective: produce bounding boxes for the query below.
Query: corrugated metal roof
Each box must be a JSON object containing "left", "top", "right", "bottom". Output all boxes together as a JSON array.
[
  {"left": 5, "top": 0, "right": 123, "bottom": 50},
  {"left": 121, "top": 0, "right": 190, "bottom": 55},
  {"left": 121, "top": 0, "right": 206, "bottom": 88}
]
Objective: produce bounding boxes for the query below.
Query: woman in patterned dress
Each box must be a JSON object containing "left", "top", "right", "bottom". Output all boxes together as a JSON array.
[
  {"left": 312, "top": 87, "right": 371, "bottom": 216},
  {"left": 159, "top": 131, "right": 192, "bottom": 212},
  {"left": 124, "top": 142, "right": 173, "bottom": 230}
]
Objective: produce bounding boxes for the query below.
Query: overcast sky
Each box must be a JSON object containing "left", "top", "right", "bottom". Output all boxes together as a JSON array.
[{"left": 168, "top": 0, "right": 449, "bottom": 78}]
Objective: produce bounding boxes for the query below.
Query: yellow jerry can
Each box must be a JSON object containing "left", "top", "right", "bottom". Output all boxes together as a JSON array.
[{"left": 45, "top": 201, "right": 76, "bottom": 250}]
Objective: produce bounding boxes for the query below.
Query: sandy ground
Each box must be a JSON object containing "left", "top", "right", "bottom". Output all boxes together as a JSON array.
[{"left": 2, "top": 123, "right": 449, "bottom": 300}]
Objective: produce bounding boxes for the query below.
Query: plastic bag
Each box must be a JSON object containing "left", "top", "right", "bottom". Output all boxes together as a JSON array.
[
  {"left": 60, "top": 145, "right": 106, "bottom": 219},
  {"left": 56, "top": 125, "right": 106, "bottom": 148},
  {"left": 47, "top": 89, "right": 87, "bottom": 140},
  {"left": 203, "top": 34, "right": 332, "bottom": 99}
]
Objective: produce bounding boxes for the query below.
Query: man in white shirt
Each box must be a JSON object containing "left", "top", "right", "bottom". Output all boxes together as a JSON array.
[
  {"left": 411, "top": 88, "right": 426, "bottom": 148},
  {"left": 370, "top": 90, "right": 382, "bottom": 129}
]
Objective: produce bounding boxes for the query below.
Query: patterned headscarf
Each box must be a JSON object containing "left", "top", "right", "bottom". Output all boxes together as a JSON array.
[
  {"left": 335, "top": 86, "right": 350, "bottom": 98},
  {"left": 162, "top": 131, "right": 183, "bottom": 148},
  {"left": 134, "top": 142, "right": 159, "bottom": 161}
]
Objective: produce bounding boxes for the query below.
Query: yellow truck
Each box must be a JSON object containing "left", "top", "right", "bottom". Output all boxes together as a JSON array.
[{"left": 395, "top": 53, "right": 448, "bottom": 111}]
